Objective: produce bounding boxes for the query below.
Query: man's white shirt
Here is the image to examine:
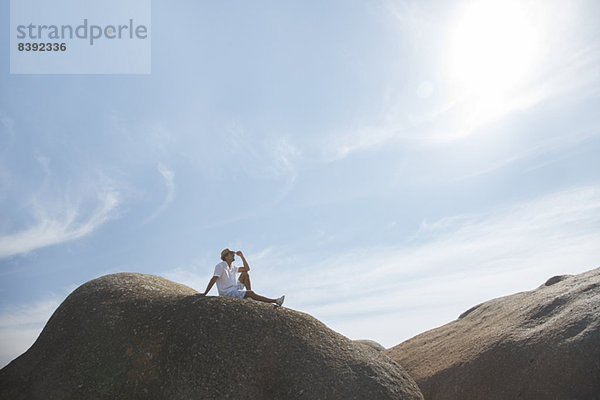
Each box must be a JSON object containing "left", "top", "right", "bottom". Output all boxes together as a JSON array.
[{"left": 213, "top": 261, "right": 239, "bottom": 295}]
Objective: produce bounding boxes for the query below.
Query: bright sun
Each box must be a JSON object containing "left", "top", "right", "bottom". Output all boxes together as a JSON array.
[{"left": 447, "top": 0, "right": 540, "bottom": 97}]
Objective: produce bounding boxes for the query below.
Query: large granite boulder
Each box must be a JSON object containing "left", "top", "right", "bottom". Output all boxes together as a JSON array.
[
  {"left": 0, "top": 273, "right": 423, "bottom": 400},
  {"left": 386, "top": 267, "right": 600, "bottom": 400}
]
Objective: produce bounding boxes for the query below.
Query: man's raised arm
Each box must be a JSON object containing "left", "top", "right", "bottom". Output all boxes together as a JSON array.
[
  {"left": 198, "top": 276, "right": 219, "bottom": 296},
  {"left": 236, "top": 250, "right": 251, "bottom": 272}
]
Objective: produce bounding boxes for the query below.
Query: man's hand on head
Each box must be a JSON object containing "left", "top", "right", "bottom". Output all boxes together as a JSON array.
[{"left": 235, "top": 250, "right": 244, "bottom": 257}]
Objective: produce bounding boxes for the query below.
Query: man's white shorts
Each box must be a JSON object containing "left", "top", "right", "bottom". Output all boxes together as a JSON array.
[{"left": 220, "top": 282, "right": 247, "bottom": 299}]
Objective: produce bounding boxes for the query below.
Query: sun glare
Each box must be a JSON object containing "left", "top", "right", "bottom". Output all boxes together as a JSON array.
[{"left": 448, "top": 0, "right": 540, "bottom": 97}]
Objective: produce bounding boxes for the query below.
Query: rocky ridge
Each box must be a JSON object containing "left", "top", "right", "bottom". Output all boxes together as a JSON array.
[
  {"left": 386, "top": 267, "right": 600, "bottom": 400},
  {"left": 0, "top": 273, "right": 423, "bottom": 400}
]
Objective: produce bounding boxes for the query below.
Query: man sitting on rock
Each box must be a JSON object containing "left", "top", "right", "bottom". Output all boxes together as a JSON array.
[{"left": 198, "top": 249, "right": 285, "bottom": 307}]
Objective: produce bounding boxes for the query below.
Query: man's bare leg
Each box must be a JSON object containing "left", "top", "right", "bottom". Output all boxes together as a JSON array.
[
  {"left": 238, "top": 271, "right": 252, "bottom": 290},
  {"left": 244, "top": 290, "right": 276, "bottom": 304}
]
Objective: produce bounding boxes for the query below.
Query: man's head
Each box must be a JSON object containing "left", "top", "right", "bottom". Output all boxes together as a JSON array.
[{"left": 220, "top": 248, "right": 235, "bottom": 262}]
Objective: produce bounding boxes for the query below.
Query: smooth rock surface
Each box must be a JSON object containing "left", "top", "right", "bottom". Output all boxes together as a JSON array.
[
  {"left": 0, "top": 273, "right": 423, "bottom": 400},
  {"left": 386, "top": 267, "right": 600, "bottom": 400}
]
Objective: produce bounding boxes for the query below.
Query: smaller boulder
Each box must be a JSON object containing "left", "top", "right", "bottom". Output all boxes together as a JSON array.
[{"left": 386, "top": 267, "right": 600, "bottom": 400}]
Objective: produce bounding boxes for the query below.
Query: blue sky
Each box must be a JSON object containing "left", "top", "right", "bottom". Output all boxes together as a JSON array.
[{"left": 1, "top": 0, "right": 599, "bottom": 367}]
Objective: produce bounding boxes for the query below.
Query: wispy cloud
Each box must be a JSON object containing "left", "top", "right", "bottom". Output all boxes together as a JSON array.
[
  {"left": 249, "top": 186, "right": 600, "bottom": 346},
  {"left": 0, "top": 189, "right": 120, "bottom": 259},
  {"left": 157, "top": 162, "right": 175, "bottom": 206},
  {"left": 437, "top": 43, "right": 600, "bottom": 141},
  {"left": 225, "top": 121, "right": 301, "bottom": 180},
  {"left": 323, "top": 0, "right": 600, "bottom": 159},
  {"left": 144, "top": 163, "right": 176, "bottom": 223},
  {"left": 0, "top": 114, "right": 16, "bottom": 139},
  {"left": 452, "top": 125, "right": 599, "bottom": 183}
]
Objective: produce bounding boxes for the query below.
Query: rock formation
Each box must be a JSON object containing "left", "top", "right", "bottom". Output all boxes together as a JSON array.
[
  {"left": 354, "top": 339, "right": 386, "bottom": 352},
  {"left": 386, "top": 267, "right": 600, "bottom": 400},
  {"left": 0, "top": 273, "right": 423, "bottom": 400}
]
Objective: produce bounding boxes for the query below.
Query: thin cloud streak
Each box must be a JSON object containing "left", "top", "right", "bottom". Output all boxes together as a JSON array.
[
  {"left": 144, "top": 163, "right": 176, "bottom": 223},
  {"left": 158, "top": 163, "right": 175, "bottom": 206},
  {"left": 0, "top": 190, "right": 120, "bottom": 259}
]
